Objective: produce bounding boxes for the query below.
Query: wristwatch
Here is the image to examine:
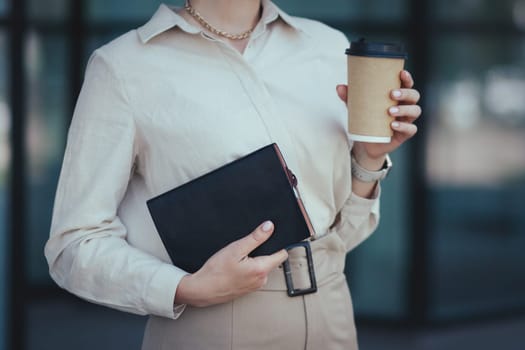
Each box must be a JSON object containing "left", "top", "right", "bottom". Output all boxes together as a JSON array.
[{"left": 351, "top": 153, "right": 392, "bottom": 183}]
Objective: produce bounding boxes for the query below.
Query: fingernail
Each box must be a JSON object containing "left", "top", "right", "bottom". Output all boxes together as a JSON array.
[
  {"left": 389, "top": 106, "right": 399, "bottom": 114},
  {"left": 262, "top": 221, "right": 273, "bottom": 232},
  {"left": 392, "top": 121, "right": 400, "bottom": 128},
  {"left": 405, "top": 71, "right": 412, "bottom": 79},
  {"left": 392, "top": 90, "right": 402, "bottom": 98}
]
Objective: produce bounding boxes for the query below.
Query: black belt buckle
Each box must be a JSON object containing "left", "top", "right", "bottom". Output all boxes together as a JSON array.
[{"left": 283, "top": 241, "right": 317, "bottom": 297}]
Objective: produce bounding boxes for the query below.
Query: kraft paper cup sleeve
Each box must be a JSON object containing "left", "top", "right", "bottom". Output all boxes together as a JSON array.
[{"left": 347, "top": 55, "right": 405, "bottom": 143}]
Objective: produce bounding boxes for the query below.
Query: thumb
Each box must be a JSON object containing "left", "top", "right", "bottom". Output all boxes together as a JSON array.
[
  {"left": 336, "top": 84, "right": 348, "bottom": 103},
  {"left": 230, "top": 221, "right": 274, "bottom": 259},
  {"left": 253, "top": 248, "right": 289, "bottom": 272}
]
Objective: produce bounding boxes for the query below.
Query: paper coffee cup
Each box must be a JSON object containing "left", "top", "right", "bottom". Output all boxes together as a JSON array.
[{"left": 346, "top": 39, "right": 407, "bottom": 143}]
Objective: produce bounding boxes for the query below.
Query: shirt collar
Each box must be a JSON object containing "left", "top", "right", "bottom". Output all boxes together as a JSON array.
[
  {"left": 259, "top": 0, "right": 303, "bottom": 32},
  {"left": 137, "top": 1, "right": 304, "bottom": 44},
  {"left": 137, "top": 4, "right": 198, "bottom": 43}
]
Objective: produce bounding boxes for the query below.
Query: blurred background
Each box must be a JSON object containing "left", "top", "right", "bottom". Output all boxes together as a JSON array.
[{"left": 1, "top": 0, "right": 525, "bottom": 349}]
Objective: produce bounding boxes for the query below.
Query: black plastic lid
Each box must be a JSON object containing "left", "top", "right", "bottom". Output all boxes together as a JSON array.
[{"left": 345, "top": 38, "right": 407, "bottom": 59}]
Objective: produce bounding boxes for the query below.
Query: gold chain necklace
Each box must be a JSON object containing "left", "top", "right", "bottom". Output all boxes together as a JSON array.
[{"left": 184, "top": 0, "right": 255, "bottom": 40}]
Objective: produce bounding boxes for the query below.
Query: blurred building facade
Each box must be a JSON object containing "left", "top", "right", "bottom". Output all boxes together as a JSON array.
[{"left": 1, "top": 0, "right": 525, "bottom": 349}]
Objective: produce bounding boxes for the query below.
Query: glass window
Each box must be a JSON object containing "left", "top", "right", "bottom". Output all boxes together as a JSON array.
[
  {"left": 28, "top": 0, "right": 69, "bottom": 20},
  {"left": 275, "top": 0, "right": 407, "bottom": 21},
  {"left": 428, "top": 35, "right": 525, "bottom": 187},
  {"left": 24, "top": 31, "right": 68, "bottom": 285},
  {"left": 88, "top": 0, "right": 162, "bottom": 21},
  {"left": 0, "top": 31, "right": 9, "bottom": 350},
  {"left": 0, "top": 0, "right": 6, "bottom": 16},
  {"left": 427, "top": 35, "right": 525, "bottom": 319},
  {"left": 86, "top": 33, "right": 126, "bottom": 59},
  {"left": 433, "top": 0, "right": 520, "bottom": 23}
]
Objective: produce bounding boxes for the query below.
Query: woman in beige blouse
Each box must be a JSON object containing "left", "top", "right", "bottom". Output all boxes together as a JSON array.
[{"left": 45, "top": 0, "right": 421, "bottom": 349}]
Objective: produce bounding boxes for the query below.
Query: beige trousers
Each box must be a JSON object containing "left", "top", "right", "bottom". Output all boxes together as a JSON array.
[{"left": 141, "top": 233, "right": 358, "bottom": 350}]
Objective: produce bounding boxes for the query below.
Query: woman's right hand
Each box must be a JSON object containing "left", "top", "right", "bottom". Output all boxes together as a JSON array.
[{"left": 174, "top": 221, "right": 289, "bottom": 307}]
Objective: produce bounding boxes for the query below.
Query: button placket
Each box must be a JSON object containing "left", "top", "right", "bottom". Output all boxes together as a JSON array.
[{"left": 217, "top": 44, "right": 303, "bottom": 178}]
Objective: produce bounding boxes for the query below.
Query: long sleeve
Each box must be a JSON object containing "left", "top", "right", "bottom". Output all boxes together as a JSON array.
[
  {"left": 44, "top": 51, "right": 187, "bottom": 319},
  {"left": 332, "top": 145, "right": 381, "bottom": 252}
]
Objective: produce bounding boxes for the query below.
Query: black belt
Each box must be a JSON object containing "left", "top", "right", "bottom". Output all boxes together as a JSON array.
[{"left": 283, "top": 241, "right": 318, "bottom": 297}]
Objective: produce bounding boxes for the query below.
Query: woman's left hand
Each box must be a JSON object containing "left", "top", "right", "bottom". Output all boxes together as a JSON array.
[{"left": 336, "top": 70, "right": 421, "bottom": 166}]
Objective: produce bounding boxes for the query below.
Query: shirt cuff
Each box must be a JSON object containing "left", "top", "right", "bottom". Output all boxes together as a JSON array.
[
  {"left": 347, "top": 183, "right": 381, "bottom": 213},
  {"left": 144, "top": 263, "right": 188, "bottom": 319},
  {"left": 340, "top": 185, "right": 381, "bottom": 227}
]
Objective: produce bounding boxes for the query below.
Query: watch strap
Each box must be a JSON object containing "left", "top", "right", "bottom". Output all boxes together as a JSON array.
[{"left": 351, "top": 153, "right": 392, "bottom": 183}]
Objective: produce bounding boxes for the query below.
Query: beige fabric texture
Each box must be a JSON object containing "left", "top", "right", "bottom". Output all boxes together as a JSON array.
[
  {"left": 44, "top": 1, "right": 381, "bottom": 341},
  {"left": 142, "top": 233, "right": 358, "bottom": 350}
]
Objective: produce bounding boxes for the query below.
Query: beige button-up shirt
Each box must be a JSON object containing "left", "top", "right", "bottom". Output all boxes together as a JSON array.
[{"left": 45, "top": 1, "right": 380, "bottom": 320}]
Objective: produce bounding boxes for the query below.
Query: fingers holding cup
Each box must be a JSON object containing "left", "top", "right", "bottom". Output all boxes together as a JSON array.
[
  {"left": 390, "top": 88, "right": 420, "bottom": 105},
  {"left": 391, "top": 121, "right": 418, "bottom": 145},
  {"left": 388, "top": 104, "right": 422, "bottom": 123},
  {"left": 336, "top": 84, "right": 348, "bottom": 103},
  {"left": 400, "top": 70, "right": 414, "bottom": 88}
]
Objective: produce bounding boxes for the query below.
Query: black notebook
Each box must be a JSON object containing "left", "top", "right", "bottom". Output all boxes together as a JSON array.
[{"left": 146, "top": 143, "right": 315, "bottom": 273}]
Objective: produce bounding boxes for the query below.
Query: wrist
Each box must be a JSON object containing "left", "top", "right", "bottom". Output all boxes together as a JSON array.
[
  {"left": 175, "top": 274, "right": 209, "bottom": 307},
  {"left": 351, "top": 146, "right": 386, "bottom": 171}
]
